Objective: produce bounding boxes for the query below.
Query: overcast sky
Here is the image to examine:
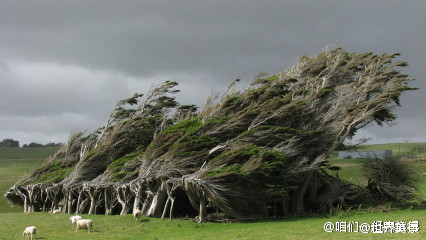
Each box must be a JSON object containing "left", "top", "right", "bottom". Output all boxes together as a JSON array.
[{"left": 0, "top": 0, "right": 425, "bottom": 145}]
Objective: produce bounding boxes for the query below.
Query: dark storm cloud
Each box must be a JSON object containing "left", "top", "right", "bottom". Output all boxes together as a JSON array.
[{"left": 0, "top": 0, "right": 425, "bottom": 144}]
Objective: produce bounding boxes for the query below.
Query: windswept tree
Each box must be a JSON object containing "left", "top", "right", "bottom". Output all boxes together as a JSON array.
[{"left": 5, "top": 47, "right": 416, "bottom": 221}]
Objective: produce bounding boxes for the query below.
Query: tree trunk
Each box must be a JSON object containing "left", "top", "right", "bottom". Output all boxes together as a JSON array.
[
  {"left": 79, "top": 199, "right": 89, "bottom": 214},
  {"left": 291, "top": 173, "right": 312, "bottom": 214},
  {"left": 169, "top": 197, "right": 175, "bottom": 220},
  {"left": 185, "top": 191, "right": 200, "bottom": 214},
  {"left": 135, "top": 188, "right": 143, "bottom": 212},
  {"left": 88, "top": 196, "right": 95, "bottom": 215},
  {"left": 141, "top": 194, "right": 153, "bottom": 215},
  {"left": 148, "top": 188, "right": 167, "bottom": 218},
  {"left": 23, "top": 196, "right": 28, "bottom": 213},
  {"left": 199, "top": 198, "right": 207, "bottom": 223},
  {"left": 282, "top": 197, "right": 289, "bottom": 216},
  {"left": 26, "top": 187, "right": 33, "bottom": 212},
  {"left": 117, "top": 189, "right": 130, "bottom": 215},
  {"left": 161, "top": 197, "right": 170, "bottom": 219},
  {"left": 120, "top": 203, "right": 130, "bottom": 215},
  {"left": 104, "top": 188, "right": 112, "bottom": 215},
  {"left": 146, "top": 194, "right": 158, "bottom": 217},
  {"left": 67, "top": 192, "right": 73, "bottom": 214},
  {"left": 75, "top": 192, "right": 82, "bottom": 214},
  {"left": 41, "top": 188, "right": 46, "bottom": 211}
]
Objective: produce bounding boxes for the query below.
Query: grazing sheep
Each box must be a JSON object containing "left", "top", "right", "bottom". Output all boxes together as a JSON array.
[
  {"left": 52, "top": 207, "right": 62, "bottom": 214},
  {"left": 76, "top": 219, "right": 93, "bottom": 233},
  {"left": 23, "top": 226, "right": 36, "bottom": 240},
  {"left": 133, "top": 209, "right": 143, "bottom": 221},
  {"left": 133, "top": 209, "right": 143, "bottom": 222},
  {"left": 70, "top": 215, "right": 82, "bottom": 226}
]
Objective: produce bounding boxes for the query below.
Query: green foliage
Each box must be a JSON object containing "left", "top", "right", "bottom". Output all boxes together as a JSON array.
[
  {"left": 207, "top": 144, "right": 262, "bottom": 170},
  {"left": 385, "top": 90, "right": 402, "bottom": 105},
  {"left": 0, "top": 139, "right": 19, "bottom": 148},
  {"left": 266, "top": 75, "right": 279, "bottom": 81},
  {"left": 38, "top": 168, "right": 72, "bottom": 183},
  {"left": 161, "top": 117, "right": 202, "bottom": 135},
  {"left": 176, "top": 134, "right": 220, "bottom": 152},
  {"left": 266, "top": 185, "right": 288, "bottom": 198},
  {"left": 234, "top": 145, "right": 262, "bottom": 159},
  {"left": 107, "top": 150, "right": 143, "bottom": 172},
  {"left": 265, "top": 95, "right": 292, "bottom": 108},
  {"left": 373, "top": 108, "right": 396, "bottom": 125},
  {"left": 244, "top": 86, "right": 267, "bottom": 102},
  {"left": 34, "top": 159, "right": 75, "bottom": 183},
  {"left": 110, "top": 171, "right": 133, "bottom": 182},
  {"left": 106, "top": 151, "right": 142, "bottom": 182},
  {"left": 158, "top": 118, "right": 222, "bottom": 155},
  {"left": 208, "top": 116, "right": 231, "bottom": 124},
  {"left": 204, "top": 164, "right": 244, "bottom": 177},
  {"left": 252, "top": 149, "right": 286, "bottom": 178},
  {"left": 317, "top": 87, "right": 335, "bottom": 97},
  {"left": 261, "top": 150, "right": 286, "bottom": 162},
  {"left": 240, "top": 125, "right": 324, "bottom": 140},
  {"left": 207, "top": 144, "right": 286, "bottom": 179},
  {"left": 222, "top": 94, "right": 242, "bottom": 108}
]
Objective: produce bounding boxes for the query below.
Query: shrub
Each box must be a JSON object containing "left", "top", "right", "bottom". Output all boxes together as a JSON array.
[{"left": 363, "top": 158, "right": 416, "bottom": 201}]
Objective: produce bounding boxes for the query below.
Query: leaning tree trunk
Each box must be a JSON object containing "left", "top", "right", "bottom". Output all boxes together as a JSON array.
[
  {"left": 130, "top": 180, "right": 145, "bottom": 213},
  {"left": 147, "top": 185, "right": 168, "bottom": 218},
  {"left": 161, "top": 197, "right": 171, "bottom": 220},
  {"left": 116, "top": 184, "right": 133, "bottom": 215},
  {"left": 104, "top": 185, "right": 118, "bottom": 215},
  {"left": 75, "top": 191, "right": 82, "bottom": 214},
  {"left": 199, "top": 198, "right": 207, "bottom": 223},
  {"left": 141, "top": 193, "right": 153, "bottom": 215}
]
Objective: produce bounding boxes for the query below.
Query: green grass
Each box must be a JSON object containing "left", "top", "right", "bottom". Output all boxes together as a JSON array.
[
  {"left": 360, "top": 142, "right": 426, "bottom": 159},
  {"left": 0, "top": 146, "right": 58, "bottom": 160},
  {"left": 0, "top": 145, "right": 425, "bottom": 239},
  {"left": 0, "top": 147, "right": 59, "bottom": 213},
  {"left": 0, "top": 210, "right": 424, "bottom": 239}
]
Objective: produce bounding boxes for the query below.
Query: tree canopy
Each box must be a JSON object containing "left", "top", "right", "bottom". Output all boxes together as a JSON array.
[{"left": 0, "top": 138, "right": 19, "bottom": 147}]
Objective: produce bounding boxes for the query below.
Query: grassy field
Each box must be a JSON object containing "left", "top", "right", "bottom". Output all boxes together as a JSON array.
[
  {"left": 0, "top": 210, "right": 424, "bottom": 240},
  {"left": 361, "top": 142, "right": 426, "bottom": 159},
  {"left": 0, "top": 147, "right": 59, "bottom": 213},
  {"left": 0, "top": 145, "right": 425, "bottom": 239}
]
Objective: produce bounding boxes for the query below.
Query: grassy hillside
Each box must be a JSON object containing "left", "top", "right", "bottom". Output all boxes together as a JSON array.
[
  {"left": 0, "top": 144, "right": 425, "bottom": 239},
  {"left": 360, "top": 142, "right": 426, "bottom": 159},
  {"left": 0, "top": 146, "right": 59, "bottom": 160},
  {"left": 0, "top": 147, "right": 59, "bottom": 213}
]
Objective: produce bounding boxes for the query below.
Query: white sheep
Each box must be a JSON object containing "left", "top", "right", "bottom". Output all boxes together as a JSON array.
[
  {"left": 133, "top": 209, "right": 143, "bottom": 222},
  {"left": 23, "top": 226, "right": 36, "bottom": 240},
  {"left": 70, "top": 215, "right": 82, "bottom": 226},
  {"left": 76, "top": 219, "right": 93, "bottom": 233},
  {"left": 52, "top": 207, "right": 62, "bottom": 214}
]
